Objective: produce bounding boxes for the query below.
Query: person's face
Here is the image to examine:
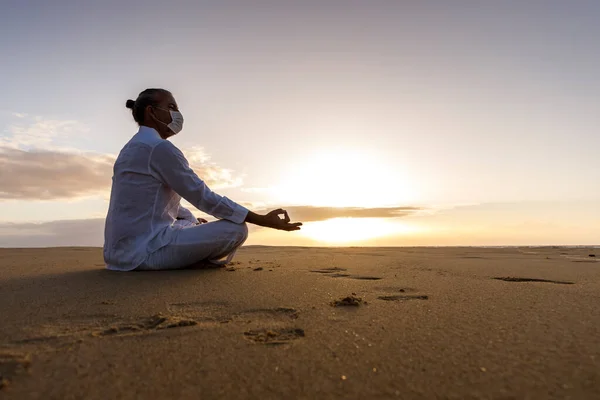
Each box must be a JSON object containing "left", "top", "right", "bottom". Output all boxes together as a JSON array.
[{"left": 147, "top": 93, "right": 180, "bottom": 138}]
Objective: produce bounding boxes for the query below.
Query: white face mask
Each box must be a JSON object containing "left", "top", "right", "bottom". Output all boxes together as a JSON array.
[{"left": 154, "top": 107, "right": 184, "bottom": 135}]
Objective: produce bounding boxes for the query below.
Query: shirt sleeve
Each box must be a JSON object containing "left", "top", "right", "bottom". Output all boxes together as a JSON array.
[{"left": 149, "top": 141, "right": 248, "bottom": 224}]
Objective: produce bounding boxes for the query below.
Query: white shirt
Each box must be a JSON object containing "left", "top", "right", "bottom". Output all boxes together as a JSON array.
[{"left": 103, "top": 126, "right": 248, "bottom": 271}]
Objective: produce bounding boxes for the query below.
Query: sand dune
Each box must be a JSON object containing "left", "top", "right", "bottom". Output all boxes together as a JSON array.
[{"left": 1, "top": 246, "right": 599, "bottom": 399}]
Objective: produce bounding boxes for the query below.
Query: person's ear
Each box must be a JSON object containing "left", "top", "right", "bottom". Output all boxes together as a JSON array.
[{"left": 146, "top": 105, "right": 156, "bottom": 122}]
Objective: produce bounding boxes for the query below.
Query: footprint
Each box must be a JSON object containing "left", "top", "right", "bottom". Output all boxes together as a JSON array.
[
  {"left": 12, "top": 315, "right": 120, "bottom": 346},
  {"left": 349, "top": 276, "right": 382, "bottom": 281},
  {"left": 243, "top": 328, "right": 305, "bottom": 345},
  {"left": 322, "top": 273, "right": 382, "bottom": 280},
  {"left": 309, "top": 268, "right": 382, "bottom": 280},
  {"left": 235, "top": 307, "right": 299, "bottom": 321},
  {"left": 310, "top": 267, "right": 348, "bottom": 274},
  {"left": 16, "top": 314, "right": 199, "bottom": 344},
  {"left": 95, "top": 314, "right": 197, "bottom": 337},
  {"left": 492, "top": 277, "right": 574, "bottom": 285},
  {"left": 378, "top": 295, "right": 429, "bottom": 301},
  {"left": 328, "top": 273, "right": 352, "bottom": 278},
  {"left": 169, "top": 302, "right": 298, "bottom": 323}
]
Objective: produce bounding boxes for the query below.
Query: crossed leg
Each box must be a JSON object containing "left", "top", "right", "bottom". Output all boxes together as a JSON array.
[{"left": 137, "top": 220, "right": 248, "bottom": 271}]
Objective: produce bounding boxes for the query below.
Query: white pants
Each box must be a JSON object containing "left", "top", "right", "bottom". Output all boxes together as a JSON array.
[{"left": 137, "top": 220, "right": 248, "bottom": 270}]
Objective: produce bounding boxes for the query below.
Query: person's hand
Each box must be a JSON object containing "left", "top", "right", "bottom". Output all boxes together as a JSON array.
[
  {"left": 196, "top": 217, "right": 208, "bottom": 224},
  {"left": 262, "top": 209, "right": 302, "bottom": 231}
]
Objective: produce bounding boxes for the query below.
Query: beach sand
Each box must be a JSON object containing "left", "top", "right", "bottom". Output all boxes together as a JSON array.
[{"left": 1, "top": 246, "right": 599, "bottom": 399}]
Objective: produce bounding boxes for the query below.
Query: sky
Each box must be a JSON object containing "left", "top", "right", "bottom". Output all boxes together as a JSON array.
[{"left": 0, "top": 0, "right": 599, "bottom": 247}]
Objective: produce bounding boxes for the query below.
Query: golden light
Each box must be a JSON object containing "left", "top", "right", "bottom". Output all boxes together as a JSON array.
[
  {"left": 275, "top": 148, "right": 417, "bottom": 208},
  {"left": 300, "top": 217, "right": 419, "bottom": 244}
]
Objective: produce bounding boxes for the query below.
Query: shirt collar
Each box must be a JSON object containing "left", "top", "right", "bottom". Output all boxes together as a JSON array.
[{"left": 137, "top": 125, "right": 162, "bottom": 139}]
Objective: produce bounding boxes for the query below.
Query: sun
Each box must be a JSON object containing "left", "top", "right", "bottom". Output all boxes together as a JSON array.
[
  {"left": 274, "top": 148, "right": 417, "bottom": 208},
  {"left": 263, "top": 147, "right": 421, "bottom": 243}
]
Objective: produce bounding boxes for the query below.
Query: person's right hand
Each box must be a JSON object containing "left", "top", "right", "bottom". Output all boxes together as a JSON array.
[{"left": 262, "top": 209, "right": 302, "bottom": 231}]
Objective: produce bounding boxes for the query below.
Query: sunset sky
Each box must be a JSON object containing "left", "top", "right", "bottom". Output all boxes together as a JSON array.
[{"left": 1, "top": 0, "right": 599, "bottom": 247}]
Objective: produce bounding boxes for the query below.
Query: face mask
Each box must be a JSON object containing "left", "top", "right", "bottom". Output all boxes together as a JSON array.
[{"left": 153, "top": 107, "right": 184, "bottom": 135}]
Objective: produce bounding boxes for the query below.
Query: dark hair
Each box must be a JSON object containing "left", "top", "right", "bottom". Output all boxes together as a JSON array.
[{"left": 125, "top": 88, "right": 171, "bottom": 125}]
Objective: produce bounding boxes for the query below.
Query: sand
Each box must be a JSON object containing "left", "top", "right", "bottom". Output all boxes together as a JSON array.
[{"left": 0, "top": 246, "right": 599, "bottom": 399}]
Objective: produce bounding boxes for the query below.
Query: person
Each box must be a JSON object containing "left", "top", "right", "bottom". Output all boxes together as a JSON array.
[{"left": 103, "top": 88, "right": 302, "bottom": 271}]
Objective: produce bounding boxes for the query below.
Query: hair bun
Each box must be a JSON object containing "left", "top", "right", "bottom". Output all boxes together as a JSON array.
[{"left": 125, "top": 99, "right": 135, "bottom": 109}]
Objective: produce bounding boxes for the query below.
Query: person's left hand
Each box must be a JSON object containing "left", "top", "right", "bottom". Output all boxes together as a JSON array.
[
  {"left": 262, "top": 209, "right": 302, "bottom": 231},
  {"left": 197, "top": 217, "right": 208, "bottom": 224}
]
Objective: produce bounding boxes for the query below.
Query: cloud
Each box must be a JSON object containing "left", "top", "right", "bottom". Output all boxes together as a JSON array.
[
  {"left": 0, "top": 147, "right": 115, "bottom": 200},
  {"left": 255, "top": 205, "right": 421, "bottom": 222},
  {"left": 0, "top": 218, "right": 105, "bottom": 247},
  {"left": 186, "top": 146, "right": 243, "bottom": 189}
]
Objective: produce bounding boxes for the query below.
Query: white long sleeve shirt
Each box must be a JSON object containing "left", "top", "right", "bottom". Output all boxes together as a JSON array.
[{"left": 103, "top": 126, "right": 248, "bottom": 271}]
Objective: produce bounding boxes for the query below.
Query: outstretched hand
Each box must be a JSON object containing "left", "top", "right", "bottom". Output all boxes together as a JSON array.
[
  {"left": 244, "top": 208, "right": 302, "bottom": 231},
  {"left": 262, "top": 209, "right": 302, "bottom": 231},
  {"left": 254, "top": 208, "right": 302, "bottom": 231}
]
